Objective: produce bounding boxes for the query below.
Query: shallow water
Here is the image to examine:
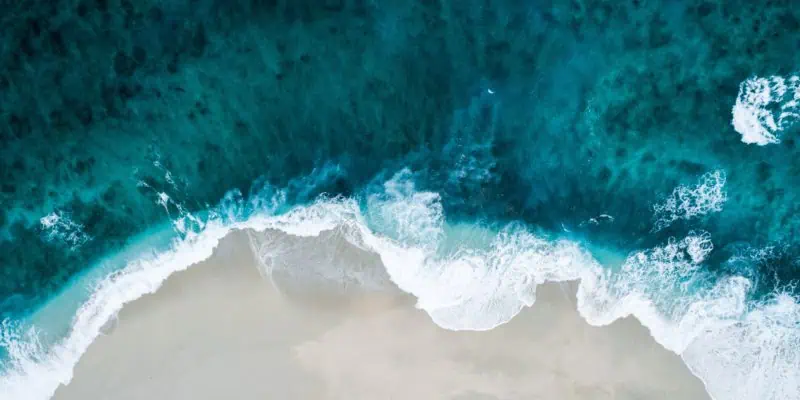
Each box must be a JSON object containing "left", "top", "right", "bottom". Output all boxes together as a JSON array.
[{"left": 1, "top": 1, "right": 799, "bottom": 399}]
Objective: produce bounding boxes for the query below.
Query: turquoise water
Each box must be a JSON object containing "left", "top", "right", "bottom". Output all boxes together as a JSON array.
[{"left": 1, "top": 1, "right": 799, "bottom": 399}]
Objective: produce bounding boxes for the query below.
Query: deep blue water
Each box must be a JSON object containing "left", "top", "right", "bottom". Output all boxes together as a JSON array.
[{"left": 0, "top": 0, "right": 798, "bottom": 334}]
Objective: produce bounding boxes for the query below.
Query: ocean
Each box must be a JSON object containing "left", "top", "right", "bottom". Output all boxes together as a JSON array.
[{"left": 1, "top": 1, "right": 799, "bottom": 399}]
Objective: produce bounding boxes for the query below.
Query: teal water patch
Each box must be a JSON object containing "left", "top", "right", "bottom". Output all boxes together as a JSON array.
[{"left": 1, "top": 1, "right": 799, "bottom": 319}]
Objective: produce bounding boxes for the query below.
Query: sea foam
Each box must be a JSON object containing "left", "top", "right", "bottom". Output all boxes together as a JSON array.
[
  {"left": 1, "top": 169, "right": 798, "bottom": 400},
  {"left": 732, "top": 75, "right": 800, "bottom": 145},
  {"left": 39, "top": 211, "right": 92, "bottom": 251},
  {"left": 652, "top": 170, "right": 727, "bottom": 232}
]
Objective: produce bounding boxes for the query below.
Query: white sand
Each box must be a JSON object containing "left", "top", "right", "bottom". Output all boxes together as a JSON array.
[{"left": 53, "top": 230, "right": 710, "bottom": 400}]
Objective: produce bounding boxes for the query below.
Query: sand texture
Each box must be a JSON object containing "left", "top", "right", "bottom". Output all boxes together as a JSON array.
[{"left": 53, "top": 230, "right": 710, "bottom": 400}]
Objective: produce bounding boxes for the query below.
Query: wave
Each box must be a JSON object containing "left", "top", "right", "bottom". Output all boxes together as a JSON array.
[
  {"left": 39, "top": 211, "right": 92, "bottom": 251},
  {"left": 732, "top": 75, "right": 800, "bottom": 146},
  {"left": 652, "top": 170, "right": 727, "bottom": 232},
  {"left": 1, "top": 169, "right": 798, "bottom": 400}
]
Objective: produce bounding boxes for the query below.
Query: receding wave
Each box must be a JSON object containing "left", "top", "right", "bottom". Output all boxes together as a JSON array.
[{"left": 1, "top": 169, "right": 797, "bottom": 400}]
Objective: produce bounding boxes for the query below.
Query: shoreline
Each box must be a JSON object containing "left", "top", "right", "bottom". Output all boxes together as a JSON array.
[
  {"left": 22, "top": 223, "right": 181, "bottom": 337},
  {"left": 52, "top": 229, "right": 710, "bottom": 400}
]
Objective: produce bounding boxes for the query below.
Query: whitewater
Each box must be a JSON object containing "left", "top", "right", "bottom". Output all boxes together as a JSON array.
[{"left": 0, "top": 167, "right": 797, "bottom": 400}]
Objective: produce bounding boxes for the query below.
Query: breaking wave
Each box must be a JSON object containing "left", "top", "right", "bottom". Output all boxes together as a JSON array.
[
  {"left": 732, "top": 75, "right": 800, "bottom": 146},
  {"left": 652, "top": 170, "right": 727, "bottom": 232},
  {"left": 1, "top": 169, "right": 798, "bottom": 400}
]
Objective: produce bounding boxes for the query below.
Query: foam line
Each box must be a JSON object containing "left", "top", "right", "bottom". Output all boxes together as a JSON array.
[{"left": 1, "top": 171, "right": 797, "bottom": 400}]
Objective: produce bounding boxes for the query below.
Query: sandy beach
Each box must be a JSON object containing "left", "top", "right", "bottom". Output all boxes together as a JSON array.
[{"left": 52, "top": 229, "right": 710, "bottom": 400}]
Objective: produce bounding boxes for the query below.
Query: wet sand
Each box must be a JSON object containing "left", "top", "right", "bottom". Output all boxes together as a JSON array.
[{"left": 53, "top": 230, "right": 710, "bottom": 400}]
